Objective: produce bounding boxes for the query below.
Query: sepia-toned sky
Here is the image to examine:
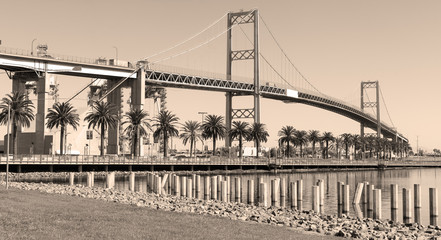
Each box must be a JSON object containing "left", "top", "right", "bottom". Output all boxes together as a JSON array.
[{"left": 1, "top": 0, "right": 440, "bottom": 152}]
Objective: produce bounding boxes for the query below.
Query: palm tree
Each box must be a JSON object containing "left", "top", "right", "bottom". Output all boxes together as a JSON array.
[
  {"left": 229, "top": 121, "right": 250, "bottom": 158},
  {"left": 335, "top": 136, "right": 343, "bottom": 159},
  {"left": 321, "top": 132, "right": 335, "bottom": 159},
  {"left": 278, "top": 126, "right": 296, "bottom": 158},
  {"left": 122, "top": 109, "right": 151, "bottom": 156},
  {"left": 153, "top": 110, "right": 179, "bottom": 157},
  {"left": 365, "top": 135, "right": 376, "bottom": 158},
  {"left": 341, "top": 133, "right": 353, "bottom": 159},
  {"left": 308, "top": 130, "right": 320, "bottom": 158},
  {"left": 247, "top": 122, "right": 269, "bottom": 158},
  {"left": 180, "top": 121, "right": 202, "bottom": 158},
  {"left": 84, "top": 102, "right": 118, "bottom": 156},
  {"left": 352, "top": 134, "right": 361, "bottom": 160},
  {"left": 0, "top": 92, "right": 35, "bottom": 155},
  {"left": 294, "top": 130, "right": 308, "bottom": 158},
  {"left": 201, "top": 115, "right": 226, "bottom": 156},
  {"left": 46, "top": 102, "right": 79, "bottom": 155}
]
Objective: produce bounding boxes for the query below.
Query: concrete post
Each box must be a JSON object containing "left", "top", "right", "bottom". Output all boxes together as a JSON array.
[
  {"left": 186, "top": 178, "right": 192, "bottom": 198},
  {"left": 235, "top": 177, "right": 241, "bottom": 203},
  {"left": 430, "top": 188, "right": 438, "bottom": 226},
  {"left": 181, "top": 176, "right": 187, "bottom": 197},
  {"left": 35, "top": 72, "right": 50, "bottom": 154},
  {"left": 248, "top": 179, "right": 254, "bottom": 205},
  {"left": 174, "top": 175, "right": 180, "bottom": 197},
  {"left": 414, "top": 184, "right": 421, "bottom": 224},
  {"left": 391, "top": 184, "right": 398, "bottom": 222},
  {"left": 211, "top": 176, "right": 217, "bottom": 200},
  {"left": 312, "top": 185, "right": 320, "bottom": 212},
  {"left": 221, "top": 181, "right": 228, "bottom": 202},
  {"left": 259, "top": 182, "right": 267, "bottom": 207},
  {"left": 129, "top": 172, "right": 135, "bottom": 191},
  {"left": 373, "top": 189, "right": 381, "bottom": 219},
  {"left": 280, "top": 178, "right": 286, "bottom": 208},
  {"left": 131, "top": 66, "right": 145, "bottom": 156},
  {"left": 69, "top": 172, "right": 74, "bottom": 186},
  {"left": 204, "top": 176, "right": 210, "bottom": 200},
  {"left": 343, "top": 184, "right": 350, "bottom": 214},
  {"left": 297, "top": 179, "right": 303, "bottom": 211},
  {"left": 290, "top": 182, "right": 297, "bottom": 209},
  {"left": 403, "top": 188, "right": 412, "bottom": 224},
  {"left": 195, "top": 175, "right": 201, "bottom": 199}
]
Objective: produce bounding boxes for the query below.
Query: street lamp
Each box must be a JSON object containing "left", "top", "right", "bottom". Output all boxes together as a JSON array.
[
  {"left": 113, "top": 46, "right": 118, "bottom": 63},
  {"left": 31, "top": 38, "right": 37, "bottom": 56},
  {"left": 5, "top": 102, "right": 10, "bottom": 189}
]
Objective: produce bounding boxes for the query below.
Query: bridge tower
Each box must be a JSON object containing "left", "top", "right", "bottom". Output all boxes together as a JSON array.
[
  {"left": 360, "top": 81, "right": 381, "bottom": 139},
  {"left": 225, "top": 9, "right": 260, "bottom": 147}
]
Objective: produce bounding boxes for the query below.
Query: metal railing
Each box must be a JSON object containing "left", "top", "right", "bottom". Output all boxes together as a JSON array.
[{"left": 0, "top": 154, "right": 440, "bottom": 167}]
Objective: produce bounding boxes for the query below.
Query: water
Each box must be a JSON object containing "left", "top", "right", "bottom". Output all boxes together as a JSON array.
[{"left": 18, "top": 168, "right": 441, "bottom": 226}]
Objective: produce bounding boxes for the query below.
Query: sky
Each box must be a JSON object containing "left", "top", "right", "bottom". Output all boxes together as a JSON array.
[{"left": 1, "top": 0, "right": 440, "bottom": 153}]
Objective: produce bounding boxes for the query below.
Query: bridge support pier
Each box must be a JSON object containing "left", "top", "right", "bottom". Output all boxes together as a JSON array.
[
  {"left": 107, "top": 80, "right": 122, "bottom": 155},
  {"left": 129, "top": 64, "right": 146, "bottom": 157}
]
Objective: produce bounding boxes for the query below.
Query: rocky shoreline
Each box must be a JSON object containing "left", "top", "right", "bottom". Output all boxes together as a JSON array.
[{"left": 3, "top": 175, "right": 441, "bottom": 239}]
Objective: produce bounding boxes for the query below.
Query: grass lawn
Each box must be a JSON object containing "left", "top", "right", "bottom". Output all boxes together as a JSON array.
[{"left": 0, "top": 187, "right": 338, "bottom": 239}]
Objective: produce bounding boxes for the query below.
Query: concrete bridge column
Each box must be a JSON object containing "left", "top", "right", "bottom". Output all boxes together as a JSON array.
[
  {"left": 107, "top": 79, "right": 122, "bottom": 155},
  {"left": 131, "top": 65, "right": 145, "bottom": 156},
  {"left": 35, "top": 72, "right": 50, "bottom": 154}
]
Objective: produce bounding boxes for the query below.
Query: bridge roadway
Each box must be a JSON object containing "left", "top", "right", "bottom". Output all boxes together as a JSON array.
[{"left": 0, "top": 48, "right": 407, "bottom": 142}]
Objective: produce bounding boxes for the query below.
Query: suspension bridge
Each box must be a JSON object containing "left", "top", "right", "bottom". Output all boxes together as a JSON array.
[{"left": 0, "top": 9, "right": 407, "bottom": 157}]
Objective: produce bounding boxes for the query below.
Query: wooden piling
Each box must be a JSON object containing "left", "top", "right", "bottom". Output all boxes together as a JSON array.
[
  {"left": 187, "top": 178, "right": 192, "bottom": 198},
  {"left": 367, "top": 184, "right": 374, "bottom": 212},
  {"left": 181, "top": 176, "right": 187, "bottom": 197},
  {"left": 391, "top": 184, "right": 398, "bottom": 222},
  {"left": 342, "top": 184, "right": 350, "bottom": 214},
  {"left": 312, "top": 185, "right": 320, "bottom": 212},
  {"left": 69, "top": 172, "right": 74, "bottom": 186},
  {"left": 373, "top": 189, "right": 381, "bottom": 219},
  {"left": 280, "top": 178, "right": 286, "bottom": 208},
  {"left": 259, "top": 182, "right": 268, "bottom": 207},
  {"left": 290, "top": 182, "right": 297, "bottom": 209},
  {"left": 174, "top": 175, "right": 180, "bottom": 197},
  {"left": 430, "top": 188, "right": 438, "bottom": 226},
  {"left": 414, "top": 184, "right": 421, "bottom": 224},
  {"left": 221, "top": 181, "right": 228, "bottom": 202},
  {"left": 353, "top": 182, "right": 364, "bottom": 204},
  {"left": 195, "top": 175, "right": 201, "bottom": 199},
  {"left": 129, "top": 172, "right": 135, "bottom": 191},
  {"left": 248, "top": 180, "right": 254, "bottom": 205},
  {"left": 337, "top": 182, "right": 343, "bottom": 205},
  {"left": 297, "top": 179, "right": 303, "bottom": 211},
  {"left": 211, "top": 176, "right": 217, "bottom": 200},
  {"left": 403, "top": 188, "right": 412, "bottom": 224},
  {"left": 235, "top": 177, "right": 241, "bottom": 203},
  {"left": 317, "top": 179, "right": 324, "bottom": 207}
]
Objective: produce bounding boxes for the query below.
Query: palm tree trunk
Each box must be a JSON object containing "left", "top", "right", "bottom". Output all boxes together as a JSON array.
[
  {"left": 100, "top": 125, "right": 105, "bottom": 156},
  {"left": 312, "top": 141, "right": 316, "bottom": 158},
  {"left": 212, "top": 138, "right": 216, "bottom": 156},
  {"left": 326, "top": 141, "right": 329, "bottom": 159},
  {"left": 256, "top": 141, "right": 259, "bottom": 158},
  {"left": 163, "top": 131, "right": 168, "bottom": 157},
  {"left": 239, "top": 136, "right": 242, "bottom": 158},
  {"left": 60, "top": 126, "right": 65, "bottom": 155},
  {"left": 286, "top": 142, "right": 290, "bottom": 158},
  {"left": 133, "top": 132, "right": 137, "bottom": 157},
  {"left": 345, "top": 144, "right": 348, "bottom": 159},
  {"left": 190, "top": 138, "right": 193, "bottom": 158},
  {"left": 12, "top": 123, "right": 17, "bottom": 156}
]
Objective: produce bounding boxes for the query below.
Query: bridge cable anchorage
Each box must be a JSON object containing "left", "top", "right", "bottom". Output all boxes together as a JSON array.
[
  {"left": 379, "top": 86, "right": 395, "bottom": 128},
  {"left": 259, "top": 14, "right": 323, "bottom": 95},
  {"left": 141, "top": 12, "right": 228, "bottom": 61},
  {"left": 151, "top": 10, "right": 255, "bottom": 65}
]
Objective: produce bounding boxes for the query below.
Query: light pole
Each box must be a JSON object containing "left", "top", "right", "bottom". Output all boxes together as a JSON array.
[
  {"left": 198, "top": 111, "right": 207, "bottom": 153},
  {"left": 6, "top": 102, "right": 10, "bottom": 189},
  {"left": 113, "top": 46, "right": 118, "bottom": 63},
  {"left": 31, "top": 38, "right": 37, "bottom": 56}
]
